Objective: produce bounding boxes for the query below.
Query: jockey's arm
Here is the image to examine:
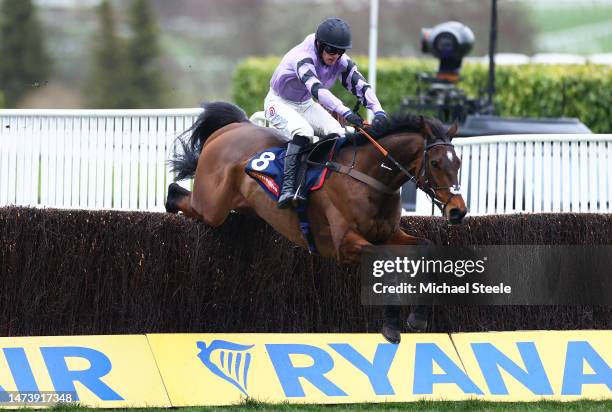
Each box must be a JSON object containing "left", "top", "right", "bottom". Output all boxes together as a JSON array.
[
  {"left": 340, "top": 56, "right": 385, "bottom": 116},
  {"left": 295, "top": 57, "right": 351, "bottom": 116}
]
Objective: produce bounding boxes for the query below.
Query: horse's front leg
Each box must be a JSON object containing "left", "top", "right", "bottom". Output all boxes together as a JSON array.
[
  {"left": 337, "top": 230, "right": 371, "bottom": 264},
  {"left": 386, "top": 228, "right": 432, "bottom": 246},
  {"left": 385, "top": 228, "right": 432, "bottom": 335},
  {"left": 335, "top": 230, "right": 404, "bottom": 344}
]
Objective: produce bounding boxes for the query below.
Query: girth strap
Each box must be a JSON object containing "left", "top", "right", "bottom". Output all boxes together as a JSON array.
[
  {"left": 295, "top": 201, "right": 318, "bottom": 254},
  {"left": 325, "top": 161, "right": 396, "bottom": 195}
]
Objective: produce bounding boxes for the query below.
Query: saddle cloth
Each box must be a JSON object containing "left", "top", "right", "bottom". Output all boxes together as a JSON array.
[{"left": 245, "top": 137, "right": 348, "bottom": 201}]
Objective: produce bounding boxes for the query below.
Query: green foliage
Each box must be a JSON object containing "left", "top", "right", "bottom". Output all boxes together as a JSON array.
[
  {"left": 86, "top": 0, "right": 130, "bottom": 108},
  {"left": 232, "top": 58, "right": 612, "bottom": 133},
  {"left": 0, "top": 0, "right": 51, "bottom": 107},
  {"left": 123, "top": 0, "right": 168, "bottom": 108},
  {"left": 86, "top": 0, "right": 168, "bottom": 109}
]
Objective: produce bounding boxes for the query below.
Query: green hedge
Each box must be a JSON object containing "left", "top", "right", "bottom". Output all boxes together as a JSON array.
[{"left": 232, "top": 57, "right": 612, "bottom": 133}]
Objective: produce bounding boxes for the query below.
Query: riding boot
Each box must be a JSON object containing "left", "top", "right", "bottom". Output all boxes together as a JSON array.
[
  {"left": 277, "top": 135, "right": 308, "bottom": 209},
  {"left": 382, "top": 305, "right": 402, "bottom": 344},
  {"left": 293, "top": 157, "right": 308, "bottom": 203}
]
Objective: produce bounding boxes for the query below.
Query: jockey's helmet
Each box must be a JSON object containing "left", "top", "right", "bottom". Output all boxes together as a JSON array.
[{"left": 315, "top": 18, "right": 352, "bottom": 50}]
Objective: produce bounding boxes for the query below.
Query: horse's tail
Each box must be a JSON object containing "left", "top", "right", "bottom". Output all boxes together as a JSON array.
[{"left": 169, "top": 101, "right": 249, "bottom": 181}]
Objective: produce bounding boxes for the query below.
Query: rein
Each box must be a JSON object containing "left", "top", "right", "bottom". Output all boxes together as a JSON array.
[{"left": 335, "top": 126, "right": 460, "bottom": 214}]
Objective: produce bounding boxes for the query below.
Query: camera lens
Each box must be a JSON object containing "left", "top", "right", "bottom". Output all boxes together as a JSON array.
[{"left": 434, "top": 33, "right": 456, "bottom": 55}]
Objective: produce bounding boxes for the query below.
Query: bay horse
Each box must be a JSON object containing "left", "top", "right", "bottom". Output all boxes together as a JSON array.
[{"left": 166, "top": 102, "right": 467, "bottom": 342}]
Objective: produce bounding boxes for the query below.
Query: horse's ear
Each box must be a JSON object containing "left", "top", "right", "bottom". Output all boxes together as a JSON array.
[
  {"left": 419, "top": 116, "right": 434, "bottom": 141},
  {"left": 447, "top": 121, "right": 459, "bottom": 140}
]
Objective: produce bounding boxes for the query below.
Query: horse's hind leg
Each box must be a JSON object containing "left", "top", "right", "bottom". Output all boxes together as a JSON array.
[
  {"left": 165, "top": 183, "right": 204, "bottom": 220},
  {"left": 189, "top": 166, "right": 243, "bottom": 227}
]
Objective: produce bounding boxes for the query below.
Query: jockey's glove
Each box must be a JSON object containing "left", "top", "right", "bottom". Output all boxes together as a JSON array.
[
  {"left": 343, "top": 110, "right": 364, "bottom": 128},
  {"left": 372, "top": 111, "right": 389, "bottom": 133}
]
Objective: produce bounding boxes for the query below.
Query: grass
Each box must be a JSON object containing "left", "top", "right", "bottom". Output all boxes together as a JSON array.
[
  {"left": 526, "top": 3, "right": 612, "bottom": 53},
  {"left": 39, "top": 399, "right": 612, "bottom": 412},
  {"left": 529, "top": 5, "right": 612, "bottom": 33}
]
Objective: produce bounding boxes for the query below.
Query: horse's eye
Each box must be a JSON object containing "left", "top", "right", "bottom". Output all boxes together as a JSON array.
[{"left": 431, "top": 160, "right": 439, "bottom": 168}]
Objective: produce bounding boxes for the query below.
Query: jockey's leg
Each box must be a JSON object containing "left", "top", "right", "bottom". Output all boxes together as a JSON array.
[
  {"left": 264, "top": 89, "right": 315, "bottom": 141},
  {"left": 277, "top": 134, "right": 310, "bottom": 208},
  {"left": 264, "top": 89, "right": 317, "bottom": 209},
  {"left": 302, "top": 101, "right": 345, "bottom": 138}
]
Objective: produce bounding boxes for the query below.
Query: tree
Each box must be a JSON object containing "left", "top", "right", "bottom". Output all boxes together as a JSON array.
[
  {"left": 0, "top": 0, "right": 51, "bottom": 107},
  {"left": 86, "top": 0, "right": 131, "bottom": 108},
  {"left": 124, "top": 0, "right": 168, "bottom": 108}
]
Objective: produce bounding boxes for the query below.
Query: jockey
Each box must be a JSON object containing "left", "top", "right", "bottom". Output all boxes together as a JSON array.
[{"left": 266, "top": 17, "right": 389, "bottom": 209}]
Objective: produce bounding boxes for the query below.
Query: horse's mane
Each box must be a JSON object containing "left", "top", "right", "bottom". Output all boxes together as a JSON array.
[{"left": 344, "top": 112, "right": 449, "bottom": 145}]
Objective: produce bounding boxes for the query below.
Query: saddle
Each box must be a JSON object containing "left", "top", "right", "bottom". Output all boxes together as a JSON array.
[{"left": 245, "top": 135, "right": 350, "bottom": 202}]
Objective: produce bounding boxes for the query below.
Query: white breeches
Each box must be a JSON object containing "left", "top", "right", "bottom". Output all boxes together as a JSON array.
[{"left": 264, "top": 89, "right": 345, "bottom": 143}]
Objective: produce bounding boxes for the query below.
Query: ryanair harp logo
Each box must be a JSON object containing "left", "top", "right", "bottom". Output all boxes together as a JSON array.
[{"left": 197, "top": 340, "right": 254, "bottom": 396}]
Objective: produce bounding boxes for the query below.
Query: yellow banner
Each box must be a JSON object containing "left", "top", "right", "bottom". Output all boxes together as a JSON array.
[
  {"left": 147, "top": 333, "right": 473, "bottom": 406},
  {"left": 0, "top": 332, "right": 609, "bottom": 407},
  {"left": 451, "top": 330, "right": 612, "bottom": 401},
  {"left": 0, "top": 335, "right": 170, "bottom": 408}
]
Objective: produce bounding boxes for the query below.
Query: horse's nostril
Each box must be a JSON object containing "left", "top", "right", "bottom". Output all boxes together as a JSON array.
[{"left": 448, "top": 208, "right": 466, "bottom": 223}]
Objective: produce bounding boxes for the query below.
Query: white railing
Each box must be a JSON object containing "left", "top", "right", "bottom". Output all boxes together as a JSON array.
[
  {"left": 416, "top": 134, "right": 612, "bottom": 215},
  {"left": 0, "top": 109, "right": 202, "bottom": 211},
  {"left": 2, "top": 110, "right": 611, "bottom": 215}
]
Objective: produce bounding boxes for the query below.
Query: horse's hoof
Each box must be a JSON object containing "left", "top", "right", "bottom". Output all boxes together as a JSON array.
[
  {"left": 382, "top": 323, "right": 401, "bottom": 344},
  {"left": 165, "top": 201, "right": 178, "bottom": 214},
  {"left": 165, "top": 183, "right": 189, "bottom": 214},
  {"left": 406, "top": 307, "right": 429, "bottom": 332}
]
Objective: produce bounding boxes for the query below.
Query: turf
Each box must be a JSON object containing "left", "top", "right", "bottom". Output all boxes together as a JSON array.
[{"left": 43, "top": 399, "right": 612, "bottom": 412}]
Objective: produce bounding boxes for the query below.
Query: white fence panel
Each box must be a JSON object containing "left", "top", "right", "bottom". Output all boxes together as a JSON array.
[
  {"left": 504, "top": 142, "right": 515, "bottom": 212},
  {"left": 551, "top": 142, "right": 561, "bottom": 212},
  {"left": 601, "top": 141, "right": 610, "bottom": 212},
  {"left": 588, "top": 141, "right": 599, "bottom": 212},
  {"left": 0, "top": 109, "right": 202, "bottom": 211},
  {"left": 1, "top": 111, "right": 611, "bottom": 215}
]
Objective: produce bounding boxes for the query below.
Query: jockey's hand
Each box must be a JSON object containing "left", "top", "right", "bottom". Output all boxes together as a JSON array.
[
  {"left": 343, "top": 111, "right": 364, "bottom": 128},
  {"left": 372, "top": 111, "right": 389, "bottom": 133}
]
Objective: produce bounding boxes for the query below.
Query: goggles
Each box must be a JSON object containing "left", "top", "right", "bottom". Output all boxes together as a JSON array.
[{"left": 322, "top": 43, "right": 345, "bottom": 55}]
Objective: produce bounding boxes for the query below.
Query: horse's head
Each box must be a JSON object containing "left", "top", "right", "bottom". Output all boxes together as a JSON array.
[{"left": 417, "top": 118, "right": 467, "bottom": 224}]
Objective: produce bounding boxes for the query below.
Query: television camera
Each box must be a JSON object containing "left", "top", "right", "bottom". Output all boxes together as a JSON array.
[{"left": 401, "top": 21, "right": 493, "bottom": 124}]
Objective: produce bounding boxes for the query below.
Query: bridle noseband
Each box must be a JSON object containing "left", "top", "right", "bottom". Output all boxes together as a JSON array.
[{"left": 415, "top": 140, "right": 462, "bottom": 215}]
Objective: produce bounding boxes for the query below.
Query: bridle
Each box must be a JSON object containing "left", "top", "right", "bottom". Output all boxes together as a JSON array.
[
  {"left": 352, "top": 127, "right": 461, "bottom": 214},
  {"left": 415, "top": 140, "right": 462, "bottom": 215}
]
